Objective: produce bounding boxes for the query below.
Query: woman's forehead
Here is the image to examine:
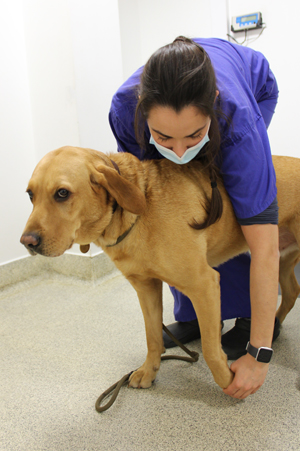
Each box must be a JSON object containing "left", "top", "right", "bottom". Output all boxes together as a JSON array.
[{"left": 147, "top": 105, "right": 209, "bottom": 137}]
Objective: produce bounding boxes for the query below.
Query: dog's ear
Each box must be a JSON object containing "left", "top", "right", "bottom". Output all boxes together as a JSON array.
[{"left": 90, "top": 165, "right": 146, "bottom": 215}]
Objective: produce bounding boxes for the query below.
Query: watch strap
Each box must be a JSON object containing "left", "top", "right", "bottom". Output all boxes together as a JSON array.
[{"left": 246, "top": 341, "right": 273, "bottom": 363}]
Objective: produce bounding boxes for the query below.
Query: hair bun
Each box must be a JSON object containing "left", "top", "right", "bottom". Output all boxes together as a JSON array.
[{"left": 173, "top": 36, "right": 190, "bottom": 44}]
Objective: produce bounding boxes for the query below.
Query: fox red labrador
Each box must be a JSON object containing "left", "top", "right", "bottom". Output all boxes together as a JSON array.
[{"left": 21, "top": 147, "right": 300, "bottom": 389}]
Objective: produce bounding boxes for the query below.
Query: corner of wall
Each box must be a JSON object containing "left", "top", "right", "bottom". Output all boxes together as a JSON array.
[{"left": 0, "top": 252, "right": 118, "bottom": 291}]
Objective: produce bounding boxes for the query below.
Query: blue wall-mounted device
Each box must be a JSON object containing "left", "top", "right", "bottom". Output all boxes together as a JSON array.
[{"left": 231, "top": 12, "right": 263, "bottom": 33}]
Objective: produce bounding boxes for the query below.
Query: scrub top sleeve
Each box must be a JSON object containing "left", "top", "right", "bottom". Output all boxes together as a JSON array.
[
  {"left": 221, "top": 116, "right": 277, "bottom": 219},
  {"left": 244, "top": 46, "right": 277, "bottom": 102},
  {"left": 108, "top": 108, "right": 143, "bottom": 158}
]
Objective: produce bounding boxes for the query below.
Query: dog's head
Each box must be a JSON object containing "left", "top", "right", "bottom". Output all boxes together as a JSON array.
[{"left": 20, "top": 146, "right": 146, "bottom": 257}]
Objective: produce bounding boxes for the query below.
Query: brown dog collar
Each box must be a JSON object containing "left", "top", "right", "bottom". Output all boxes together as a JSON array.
[
  {"left": 110, "top": 159, "right": 120, "bottom": 214},
  {"left": 104, "top": 159, "right": 137, "bottom": 247},
  {"left": 106, "top": 221, "right": 136, "bottom": 248},
  {"left": 110, "top": 159, "right": 120, "bottom": 175}
]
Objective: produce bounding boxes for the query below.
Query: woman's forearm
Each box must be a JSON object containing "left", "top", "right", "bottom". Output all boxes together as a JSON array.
[{"left": 241, "top": 224, "right": 279, "bottom": 348}]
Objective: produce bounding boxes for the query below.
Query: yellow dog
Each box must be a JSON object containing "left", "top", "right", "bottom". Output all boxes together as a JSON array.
[{"left": 21, "top": 146, "right": 300, "bottom": 389}]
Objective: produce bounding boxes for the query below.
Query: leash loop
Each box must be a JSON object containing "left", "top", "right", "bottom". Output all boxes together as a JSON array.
[
  {"left": 95, "top": 323, "right": 199, "bottom": 413},
  {"left": 161, "top": 324, "right": 199, "bottom": 363},
  {"left": 95, "top": 371, "right": 134, "bottom": 413}
]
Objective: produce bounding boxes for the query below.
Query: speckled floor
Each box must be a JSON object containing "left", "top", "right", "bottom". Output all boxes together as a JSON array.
[{"left": 1, "top": 270, "right": 300, "bottom": 451}]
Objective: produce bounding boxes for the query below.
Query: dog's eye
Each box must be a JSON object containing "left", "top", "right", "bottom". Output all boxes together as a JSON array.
[
  {"left": 27, "top": 190, "right": 33, "bottom": 202},
  {"left": 55, "top": 189, "right": 70, "bottom": 202}
]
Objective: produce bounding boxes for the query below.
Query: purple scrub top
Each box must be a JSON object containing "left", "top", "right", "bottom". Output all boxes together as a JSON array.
[{"left": 109, "top": 37, "right": 278, "bottom": 221}]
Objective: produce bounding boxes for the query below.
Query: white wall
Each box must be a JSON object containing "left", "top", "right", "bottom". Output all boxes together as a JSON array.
[
  {"left": 69, "top": 0, "right": 123, "bottom": 152},
  {"left": 22, "top": 0, "right": 123, "bottom": 160},
  {"left": 0, "top": 0, "right": 298, "bottom": 266},
  {"left": 0, "top": 1, "right": 36, "bottom": 265},
  {"left": 118, "top": 0, "right": 227, "bottom": 80},
  {"left": 22, "top": 0, "right": 80, "bottom": 162},
  {"left": 0, "top": 0, "right": 123, "bottom": 265},
  {"left": 228, "top": 0, "right": 300, "bottom": 158}
]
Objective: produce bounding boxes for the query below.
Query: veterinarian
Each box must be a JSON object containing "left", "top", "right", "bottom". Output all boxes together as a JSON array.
[{"left": 109, "top": 37, "right": 280, "bottom": 399}]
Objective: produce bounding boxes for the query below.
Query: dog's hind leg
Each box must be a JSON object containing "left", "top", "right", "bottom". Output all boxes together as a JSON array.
[
  {"left": 126, "top": 275, "right": 164, "bottom": 389},
  {"left": 277, "top": 247, "right": 300, "bottom": 324},
  {"left": 184, "top": 266, "right": 234, "bottom": 389}
]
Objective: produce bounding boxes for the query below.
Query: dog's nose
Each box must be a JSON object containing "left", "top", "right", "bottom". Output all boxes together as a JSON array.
[{"left": 20, "top": 233, "right": 41, "bottom": 250}]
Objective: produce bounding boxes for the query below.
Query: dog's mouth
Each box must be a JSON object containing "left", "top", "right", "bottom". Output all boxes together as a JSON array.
[
  {"left": 24, "top": 239, "right": 74, "bottom": 258},
  {"left": 26, "top": 247, "right": 38, "bottom": 256},
  {"left": 67, "top": 240, "right": 74, "bottom": 250}
]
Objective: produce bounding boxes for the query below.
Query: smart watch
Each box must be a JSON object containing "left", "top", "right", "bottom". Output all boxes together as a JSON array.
[{"left": 246, "top": 342, "right": 273, "bottom": 363}]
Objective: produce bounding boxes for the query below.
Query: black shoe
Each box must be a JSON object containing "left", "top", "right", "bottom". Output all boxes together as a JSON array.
[
  {"left": 163, "top": 320, "right": 200, "bottom": 349},
  {"left": 163, "top": 320, "right": 224, "bottom": 349},
  {"left": 221, "top": 317, "right": 281, "bottom": 360}
]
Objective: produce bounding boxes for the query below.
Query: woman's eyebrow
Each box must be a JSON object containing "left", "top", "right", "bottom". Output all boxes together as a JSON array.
[
  {"left": 152, "top": 125, "right": 206, "bottom": 139},
  {"left": 185, "top": 126, "right": 206, "bottom": 138},
  {"left": 151, "top": 128, "right": 172, "bottom": 139}
]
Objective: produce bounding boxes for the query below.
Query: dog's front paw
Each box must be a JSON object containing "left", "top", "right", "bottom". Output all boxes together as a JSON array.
[
  {"left": 214, "top": 367, "right": 234, "bottom": 389},
  {"left": 203, "top": 349, "right": 234, "bottom": 389},
  {"left": 129, "top": 364, "right": 159, "bottom": 389}
]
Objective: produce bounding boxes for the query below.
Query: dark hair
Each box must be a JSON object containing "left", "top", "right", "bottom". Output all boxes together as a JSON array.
[{"left": 135, "top": 36, "right": 223, "bottom": 229}]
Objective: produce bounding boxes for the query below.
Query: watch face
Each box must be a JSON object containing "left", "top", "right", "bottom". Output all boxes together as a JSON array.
[{"left": 257, "top": 348, "right": 273, "bottom": 363}]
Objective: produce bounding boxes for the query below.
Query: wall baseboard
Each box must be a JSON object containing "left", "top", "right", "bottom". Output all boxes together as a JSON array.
[{"left": 0, "top": 251, "right": 118, "bottom": 290}]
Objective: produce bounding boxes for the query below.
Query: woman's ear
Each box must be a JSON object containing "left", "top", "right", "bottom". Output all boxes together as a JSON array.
[
  {"left": 215, "top": 90, "right": 219, "bottom": 102},
  {"left": 90, "top": 165, "right": 146, "bottom": 215}
]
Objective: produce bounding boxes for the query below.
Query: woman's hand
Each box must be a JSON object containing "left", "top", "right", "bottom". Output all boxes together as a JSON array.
[{"left": 222, "top": 353, "right": 269, "bottom": 398}]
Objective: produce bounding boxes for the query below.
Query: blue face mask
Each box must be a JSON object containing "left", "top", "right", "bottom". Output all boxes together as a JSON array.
[{"left": 149, "top": 121, "right": 211, "bottom": 165}]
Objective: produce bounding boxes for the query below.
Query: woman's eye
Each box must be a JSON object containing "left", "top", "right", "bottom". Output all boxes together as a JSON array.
[
  {"left": 158, "top": 136, "right": 169, "bottom": 143},
  {"left": 55, "top": 189, "right": 70, "bottom": 202},
  {"left": 191, "top": 133, "right": 202, "bottom": 140}
]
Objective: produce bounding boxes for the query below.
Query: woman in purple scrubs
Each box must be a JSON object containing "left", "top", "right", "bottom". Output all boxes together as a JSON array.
[{"left": 109, "top": 36, "right": 280, "bottom": 399}]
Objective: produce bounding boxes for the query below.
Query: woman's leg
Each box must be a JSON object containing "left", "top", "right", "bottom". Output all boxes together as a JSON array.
[
  {"left": 170, "top": 253, "right": 251, "bottom": 322},
  {"left": 164, "top": 255, "right": 251, "bottom": 348}
]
